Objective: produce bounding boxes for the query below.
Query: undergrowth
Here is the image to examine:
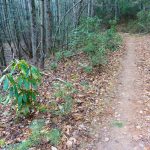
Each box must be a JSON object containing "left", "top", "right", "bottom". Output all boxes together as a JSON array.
[
  {"left": 51, "top": 81, "right": 77, "bottom": 116},
  {"left": 121, "top": 10, "right": 150, "bottom": 33},
  {"left": 0, "top": 59, "right": 41, "bottom": 116},
  {"left": 52, "top": 17, "right": 121, "bottom": 72},
  {"left": 0, "top": 76, "right": 75, "bottom": 149},
  {"left": 5, "top": 119, "right": 61, "bottom": 150}
]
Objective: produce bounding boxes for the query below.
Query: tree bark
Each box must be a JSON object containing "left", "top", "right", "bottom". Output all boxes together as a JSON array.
[
  {"left": 0, "top": 40, "right": 6, "bottom": 67},
  {"left": 40, "top": 0, "right": 45, "bottom": 69},
  {"left": 28, "top": 0, "right": 37, "bottom": 65},
  {"left": 77, "top": 0, "right": 84, "bottom": 26},
  {"left": 73, "top": 0, "right": 77, "bottom": 28},
  {"left": 115, "top": 0, "right": 118, "bottom": 20},
  {"left": 44, "top": 0, "right": 52, "bottom": 53}
]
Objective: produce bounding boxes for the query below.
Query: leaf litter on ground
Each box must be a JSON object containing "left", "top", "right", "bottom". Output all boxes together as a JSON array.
[{"left": 0, "top": 45, "right": 126, "bottom": 149}]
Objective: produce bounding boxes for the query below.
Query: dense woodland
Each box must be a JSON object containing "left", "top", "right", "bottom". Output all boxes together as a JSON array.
[
  {"left": 0, "top": 0, "right": 150, "bottom": 150},
  {"left": 0, "top": 0, "right": 150, "bottom": 67}
]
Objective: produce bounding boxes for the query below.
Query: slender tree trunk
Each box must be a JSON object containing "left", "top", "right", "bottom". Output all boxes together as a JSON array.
[
  {"left": 2, "top": 0, "right": 15, "bottom": 58},
  {"left": 0, "top": 40, "right": 6, "bottom": 67},
  {"left": 40, "top": 0, "right": 45, "bottom": 69},
  {"left": 44, "top": 0, "right": 52, "bottom": 53},
  {"left": 73, "top": 0, "right": 77, "bottom": 28},
  {"left": 115, "top": 0, "right": 118, "bottom": 20},
  {"left": 28, "top": 0, "right": 37, "bottom": 65},
  {"left": 91, "top": 0, "right": 94, "bottom": 17},
  {"left": 88, "top": 0, "right": 91, "bottom": 17},
  {"left": 56, "top": 0, "right": 61, "bottom": 33},
  {"left": 77, "top": 0, "right": 84, "bottom": 26}
]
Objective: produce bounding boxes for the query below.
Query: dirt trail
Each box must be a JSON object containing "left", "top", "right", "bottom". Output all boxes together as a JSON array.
[{"left": 96, "top": 34, "right": 150, "bottom": 150}]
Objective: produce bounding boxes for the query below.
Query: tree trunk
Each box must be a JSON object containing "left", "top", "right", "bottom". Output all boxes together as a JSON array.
[
  {"left": 77, "top": 0, "right": 84, "bottom": 26},
  {"left": 56, "top": 0, "right": 61, "bottom": 32},
  {"left": 40, "top": 0, "right": 45, "bottom": 69},
  {"left": 0, "top": 40, "right": 6, "bottom": 67},
  {"left": 28, "top": 0, "right": 37, "bottom": 65},
  {"left": 115, "top": 0, "right": 118, "bottom": 20},
  {"left": 73, "top": 0, "right": 77, "bottom": 28},
  {"left": 44, "top": 0, "right": 52, "bottom": 53}
]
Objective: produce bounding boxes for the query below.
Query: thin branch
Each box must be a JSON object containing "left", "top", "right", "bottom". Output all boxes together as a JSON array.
[{"left": 53, "top": 0, "right": 83, "bottom": 47}]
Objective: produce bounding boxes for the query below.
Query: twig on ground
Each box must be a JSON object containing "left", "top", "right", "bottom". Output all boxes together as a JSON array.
[{"left": 40, "top": 72, "right": 67, "bottom": 83}]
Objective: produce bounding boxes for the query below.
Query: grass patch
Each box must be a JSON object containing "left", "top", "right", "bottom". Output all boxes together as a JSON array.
[
  {"left": 112, "top": 120, "right": 124, "bottom": 128},
  {"left": 5, "top": 119, "right": 61, "bottom": 150}
]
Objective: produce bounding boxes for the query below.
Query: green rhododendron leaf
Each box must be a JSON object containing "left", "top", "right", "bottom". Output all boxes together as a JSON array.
[
  {"left": 18, "top": 95, "right": 23, "bottom": 108},
  {"left": 3, "top": 78, "right": 9, "bottom": 91},
  {"left": 24, "top": 80, "right": 30, "bottom": 90}
]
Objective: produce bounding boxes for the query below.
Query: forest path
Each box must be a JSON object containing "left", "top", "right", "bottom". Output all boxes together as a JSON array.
[{"left": 96, "top": 34, "right": 150, "bottom": 150}]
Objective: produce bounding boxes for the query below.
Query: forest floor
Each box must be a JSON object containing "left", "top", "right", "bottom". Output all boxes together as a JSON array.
[{"left": 0, "top": 34, "right": 149, "bottom": 150}]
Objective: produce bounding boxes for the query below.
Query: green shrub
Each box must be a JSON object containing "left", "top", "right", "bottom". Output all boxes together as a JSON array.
[
  {"left": 137, "top": 10, "right": 150, "bottom": 33},
  {"left": 45, "top": 129, "right": 61, "bottom": 145},
  {"left": 54, "top": 50, "right": 74, "bottom": 63},
  {"left": 55, "top": 51, "right": 63, "bottom": 62},
  {"left": 36, "top": 104, "right": 48, "bottom": 113},
  {"left": 122, "top": 10, "right": 150, "bottom": 33},
  {"left": 0, "top": 139, "right": 5, "bottom": 147},
  {"left": 6, "top": 120, "right": 61, "bottom": 150},
  {"left": 50, "top": 62, "right": 58, "bottom": 70},
  {"left": 69, "top": 17, "right": 101, "bottom": 49},
  {"left": 123, "top": 20, "right": 139, "bottom": 33},
  {"left": 63, "top": 50, "right": 74, "bottom": 58},
  {"left": 52, "top": 18, "right": 121, "bottom": 70},
  {"left": 83, "top": 65, "right": 93, "bottom": 74},
  {"left": 53, "top": 82, "right": 75, "bottom": 115},
  {"left": 0, "top": 59, "right": 41, "bottom": 115},
  {"left": 69, "top": 17, "right": 121, "bottom": 67},
  {"left": 70, "top": 17, "right": 106, "bottom": 66},
  {"left": 105, "top": 28, "right": 122, "bottom": 51}
]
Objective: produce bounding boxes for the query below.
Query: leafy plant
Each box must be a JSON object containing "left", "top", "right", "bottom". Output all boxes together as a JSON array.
[
  {"left": 125, "top": 10, "right": 150, "bottom": 33},
  {"left": 50, "top": 62, "right": 58, "bottom": 70},
  {"left": 105, "top": 28, "right": 122, "bottom": 51},
  {"left": 53, "top": 82, "right": 75, "bottom": 115},
  {"left": 36, "top": 104, "right": 48, "bottom": 113},
  {"left": 137, "top": 10, "right": 150, "bottom": 33},
  {"left": 58, "top": 96, "right": 73, "bottom": 115},
  {"left": 83, "top": 65, "right": 93, "bottom": 74},
  {"left": 0, "top": 59, "right": 41, "bottom": 115},
  {"left": 55, "top": 51, "right": 63, "bottom": 62},
  {"left": 54, "top": 50, "right": 74, "bottom": 64},
  {"left": 29, "top": 119, "right": 45, "bottom": 130},
  {"left": 6, "top": 119, "right": 61, "bottom": 150},
  {"left": 112, "top": 120, "right": 124, "bottom": 128},
  {"left": 63, "top": 50, "right": 74, "bottom": 58},
  {"left": 0, "top": 139, "right": 5, "bottom": 147},
  {"left": 69, "top": 17, "right": 121, "bottom": 67},
  {"left": 45, "top": 128, "right": 61, "bottom": 145}
]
